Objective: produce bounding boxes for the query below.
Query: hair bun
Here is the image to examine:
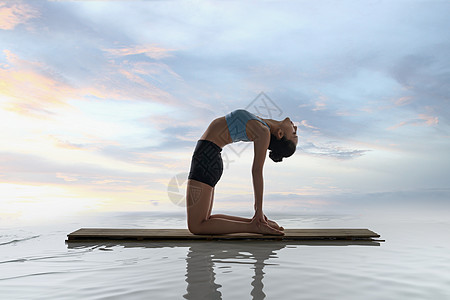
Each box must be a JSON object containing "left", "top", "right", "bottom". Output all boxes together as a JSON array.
[{"left": 269, "top": 150, "right": 283, "bottom": 162}]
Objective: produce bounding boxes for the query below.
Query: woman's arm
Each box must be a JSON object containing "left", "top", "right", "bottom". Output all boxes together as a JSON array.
[
  {"left": 251, "top": 128, "right": 270, "bottom": 220},
  {"left": 252, "top": 170, "right": 264, "bottom": 215}
]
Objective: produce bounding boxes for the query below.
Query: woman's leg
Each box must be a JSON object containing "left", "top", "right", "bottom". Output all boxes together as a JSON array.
[
  {"left": 186, "top": 179, "right": 282, "bottom": 235},
  {"left": 207, "top": 191, "right": 284, "bottom": 230},
  {"left": 211, "top": 214, "right": 251, "bottom": 222},
  {"left": 205, "top": 187, "right": 252, "bottom": 222},
  {"left": 205, "top": 186, "right": 284, "bottom": 230},
  {"left": 210, "top": 214, "right": 284, "bottom": 230}
]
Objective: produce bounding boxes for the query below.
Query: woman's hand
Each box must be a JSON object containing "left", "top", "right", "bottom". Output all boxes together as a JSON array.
[
  {"left": 264, "top": 215, "right": 284, "bottom": 231},
  {"left": 252, "top": 211, "right": 284, "bottom": 235},
  {"left": 253, "top": 210, "right": 266, "bottom": 224}
]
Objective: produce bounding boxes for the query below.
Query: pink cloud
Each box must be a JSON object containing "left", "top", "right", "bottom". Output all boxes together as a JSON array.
[
  {"left": 0, "top": 1, "right": 38, "bottom": 30},
  {"left": 0, "top": 50, "right": 181, "bottom": 117},
  {"left": 395, "top": 96, "right": 413, "bottom": 106},
  {"left": 56, "top": 173, "right": 79, "bottom": 182},
  {"left": 47, "top": 135, "right": 86, "bottom": 151},
  {"left": 419, "top": 114, "right": 439, "bottom": 126},
  {"left": 300, "top": 120, "right": 318, "bottom": 129},
  {"left": 103, "top": 45, "right": 175, "bottom": 60},
  {"left": 0, "top": 50, "right": 77, "bottom": 116},
  {"left": 388, "top": 113, "right": 439, "bottom": 130},
  {"left": 82, "top": 57, "right": 180, "bottom": 105},
  {"left": 312, "top": 101, "right": 327, "bottom": 111},
  {"left": 311, "top": 92, "right": 328, "bottom": 111}
]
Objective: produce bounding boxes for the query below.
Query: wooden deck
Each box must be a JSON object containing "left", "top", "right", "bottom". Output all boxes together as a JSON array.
[{"left": 66, "top": 228, "right": 381, "bottom": 242}]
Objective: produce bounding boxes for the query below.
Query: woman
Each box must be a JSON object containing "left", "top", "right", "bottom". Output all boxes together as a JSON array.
[{"left": 186, "top": 109, "right": 298, "bottom": 235}]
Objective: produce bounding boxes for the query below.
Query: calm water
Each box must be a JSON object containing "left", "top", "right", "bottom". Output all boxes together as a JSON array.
[{"left": 1, "top": 212, "right": 449, "bottom": 299}]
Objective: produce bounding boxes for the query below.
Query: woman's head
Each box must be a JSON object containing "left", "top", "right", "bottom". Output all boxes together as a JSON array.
[{"left": 268, "top": 117, "right": 298, "bottom": 163}]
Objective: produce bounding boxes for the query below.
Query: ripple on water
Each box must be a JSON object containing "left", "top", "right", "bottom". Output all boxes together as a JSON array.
[{"left": 1, "top": 215, "right": 450, "bottom": 299}]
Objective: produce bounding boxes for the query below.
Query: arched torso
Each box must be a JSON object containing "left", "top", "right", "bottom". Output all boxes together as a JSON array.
[{"left": 200, "top": 116, "right": 269, "bottom": 149}]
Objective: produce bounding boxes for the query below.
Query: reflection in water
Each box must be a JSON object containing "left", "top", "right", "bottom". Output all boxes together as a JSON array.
[
  {"left": 183, "top": 241, "right": 284, "bottom": 300},
  {"left": 183, "top": 239, "right": 379, "bottom": 299},
  {"left": 66, "top": 239, "right": 379, "bottom": 300},
  {"left": 184, "top": 242, "right": 223, "bottom": 299}
]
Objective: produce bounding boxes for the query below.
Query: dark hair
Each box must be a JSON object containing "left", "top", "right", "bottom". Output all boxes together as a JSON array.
[{"left": 268, "top": 133, "right": 297, "bottom": 162}]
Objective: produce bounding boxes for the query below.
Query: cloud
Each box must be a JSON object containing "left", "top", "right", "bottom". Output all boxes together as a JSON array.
[
  {"left": 0, "top": 50, "right": 77, "bottom": 116},
  {"left": 388, "top": 113, "right": 439, "bottom": 130},
  {"left": 91, "top": 60, "right": 178, "bottom": 103},
  {"left": 48, "top": 135, "right": 87, "bottom": 151},
  {"left": 0, "top": 151, "right": 158, "bottom": 188},
  {"left": 300, "top": 142, "right": 370, "bottom": 159},
  {"left": 300, "top": 120, "right": 319, "bottom": 130},
  {"left": 0, "top": 49, "right": 183, "bottom": 119},
  {"left": 56, "top": 173, "right": 78, "bottom": 182},
  {"left": 389, "top": 53, "right": 450, "bottom": 124},
  {"left": 99, "top": 144, "right": 191, "bottom": 171},
  {"left": 395, "top": 96, "right": 413, "bottom": 106},
  {"left": 0, "top": 1, "right": 38, "bottom": 30},
  {"left": 103, "top": 45, "right": 175, "bottom": 60}
]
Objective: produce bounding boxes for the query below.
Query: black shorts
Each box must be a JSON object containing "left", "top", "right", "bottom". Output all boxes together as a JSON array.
[{"left": 188, "top": 139, "right": 223, "bottom": 188}]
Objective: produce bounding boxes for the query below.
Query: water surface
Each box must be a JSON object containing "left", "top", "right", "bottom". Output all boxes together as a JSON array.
[{"left": 1, "top": 213, "right": 449, "bottom": 299}]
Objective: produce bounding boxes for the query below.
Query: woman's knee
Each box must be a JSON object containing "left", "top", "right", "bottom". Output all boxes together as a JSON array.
[
  {"left": 187, "top": 218, "right": 208, "bottom": 235},
  {"left": 188, "top": 224, "right": 201, "bottom": 235}
]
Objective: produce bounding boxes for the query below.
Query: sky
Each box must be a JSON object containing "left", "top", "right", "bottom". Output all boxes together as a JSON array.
[{"left": 1, "top": 0, "right": 449, "bottom": 223}]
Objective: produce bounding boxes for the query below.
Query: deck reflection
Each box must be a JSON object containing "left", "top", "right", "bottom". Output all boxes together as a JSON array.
[{"left": 67, "top": 239, "right": 379, "bottom": 299}]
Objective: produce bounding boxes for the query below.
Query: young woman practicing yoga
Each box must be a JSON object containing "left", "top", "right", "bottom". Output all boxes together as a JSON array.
[{"left": 186, "top": 109, "right": 298, "bottom": 235}]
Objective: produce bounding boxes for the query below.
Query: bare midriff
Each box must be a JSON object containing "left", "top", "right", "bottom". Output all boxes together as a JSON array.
[
  {"left": 199, "top": 117, "right": 231, "bottom": 148},
  {"left": 199, "top": 116, "right": 268, "bottom": 148}
]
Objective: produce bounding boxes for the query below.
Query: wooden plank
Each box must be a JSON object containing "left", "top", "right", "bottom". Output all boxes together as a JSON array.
[
  {"left": 66, "top": 239, "right": 382, "bottom": 247},
  {"left": 67, "top": 228, "right": 381, "bottom": 242}
]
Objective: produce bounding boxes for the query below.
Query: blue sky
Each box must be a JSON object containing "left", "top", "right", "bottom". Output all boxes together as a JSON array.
[{"left": 1, "top": 0, "right": 449, "bottom": 222}]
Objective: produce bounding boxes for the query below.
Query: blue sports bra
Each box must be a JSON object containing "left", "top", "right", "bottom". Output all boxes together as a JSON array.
[{"left": 225, "top": 109, "right": 270, "bottom": 142}]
